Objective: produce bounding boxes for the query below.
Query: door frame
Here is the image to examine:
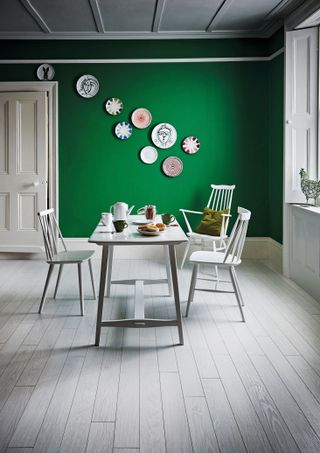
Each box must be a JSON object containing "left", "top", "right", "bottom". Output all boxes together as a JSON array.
[{"left": 0, "top": 81, "right": 58, "bottom": 236}]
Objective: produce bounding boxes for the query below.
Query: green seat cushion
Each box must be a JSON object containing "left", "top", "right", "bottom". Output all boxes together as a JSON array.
[{"left": 195, "top": 208, "right": 229, "bottom": 236}]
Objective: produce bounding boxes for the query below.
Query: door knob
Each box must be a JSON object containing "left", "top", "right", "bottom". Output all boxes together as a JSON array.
[{"left": 32, "top": 181, "right": 40, "bottom": 187}]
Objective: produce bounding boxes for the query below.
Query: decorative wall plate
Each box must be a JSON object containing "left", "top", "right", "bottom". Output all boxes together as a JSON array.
[
  {"left": 131, "top": 108, "right": 152, "bottom": 129},
  {"left": 182, "top": 136, "right": 200, "bottom": 154},
  {"left": 76, "top": 75, "right": 99, "bottom": 98},
  {"left": 140, "top": 146, "right": 158, "bottom": 164},
  {"left": 115, "top": 121, "right": 132, "bottom": 140},
  {"left": 105, "top": 98, "right": 123, "bottom": 115},
  {"left": 162, "top": 156, "right": 183, "bottom": 177},
  {"left": 151, "top": 123, "right": 177, "bottom": 149},
  {"left": 36, "top": 64, "right": 55, "bottom": 81}
]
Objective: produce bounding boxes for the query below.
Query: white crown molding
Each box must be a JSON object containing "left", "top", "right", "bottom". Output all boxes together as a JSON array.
[
  {"left": 0, "top": 29, "right": 270, "bottom": 40},
  {"left": 0, "top": 48, "right": 284, "bottom": 65},
  {"left": 285, "top": 0, "right": 320, "bottom": 30}
]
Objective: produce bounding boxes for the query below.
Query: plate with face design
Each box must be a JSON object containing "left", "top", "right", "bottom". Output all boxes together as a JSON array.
[
  {"left": 105, "top": 98, "right": 123, "bottom": 115},
  {"left": 162, "top": 156, "right": 183, "bottom": 177},
  {"left": 151, "top": 123, "right": 177, "bottom": 149},
  {"left": 76, "top": 75, "right": 99, "bottom": 98},
  {"left": 115, "top": 121, "right": 132, "bottom": 140}
]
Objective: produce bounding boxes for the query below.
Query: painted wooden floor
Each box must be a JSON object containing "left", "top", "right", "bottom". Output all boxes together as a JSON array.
[{"left": 0, "top": 257, "right": 320, "bottom": 453}]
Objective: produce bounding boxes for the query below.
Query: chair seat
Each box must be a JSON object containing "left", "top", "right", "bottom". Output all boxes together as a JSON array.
[
  {"left": 189, "top": 250, "right": 241, "bottom": 266},
  {"left": 48, "top": 250, "right": 95, "bottom": 264},
  {"left": 187, "top": 232, "right": 227, "bottom": 241}
]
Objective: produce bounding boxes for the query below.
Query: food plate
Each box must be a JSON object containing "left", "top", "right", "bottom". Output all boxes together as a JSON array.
[
  {"left": 76, "top": 75, "right": 99, "bottom": 98},
  {"left": 162, "top": 156, "right": 183, "bottom": 177},
  {"left": 151, "top": 123, "right": 177, "bottom": 149},
  {"left": 140, "top": 146, "right": 158, "bottom": 164},
  {"left": 182, "top": 136, "right": 200, "bottom": 154},
  {"left": 115, "top": 121, "right": 132, "bottom": 139},
  {"left": 137, "top": 228, "right": 161, "bottom": 236},
  {"left": 131, "top": 108, "right": 152, "bottom": 129},
  {"left": 105, "top": 98, "right": 123, "bottom": 115}
]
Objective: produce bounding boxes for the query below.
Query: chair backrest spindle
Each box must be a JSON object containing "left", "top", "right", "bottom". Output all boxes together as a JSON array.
[
  {"left": 223, "top": 207, "right": 251, "bottom": 263},
  {"left": 207, "top": 184, "right": 236, "bottom": 234},
  {"left": 38, "top": 208, "right": 67, "bottom": 261}
]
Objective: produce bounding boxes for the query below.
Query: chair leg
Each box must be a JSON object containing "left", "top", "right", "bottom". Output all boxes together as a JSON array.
[
  {"left": 186, "top": 264, "right": 199, "bottom": 317},
  {"left": 232, "top": 268, "right": 244, "bottom": 306},
  {"left": 229, "top": 267, "right": 245, "bottom": 322},
  {"left": 181, "top": 241, "right": 190, "bottom": 269},
  {"left": 39, "top": 264, "right": 54, "bottom": 314},
  {"left": 88, "top": 259, "right": 96, "bottom": 300},
  {"left": 212, "top": 241, "right": 219, "bottom": 284},
  {"left": 78, "top": 263, "right": 84, "bottom": 316},
  {"left": 53, "top": 264, "right": 64, "bottom": 299}
]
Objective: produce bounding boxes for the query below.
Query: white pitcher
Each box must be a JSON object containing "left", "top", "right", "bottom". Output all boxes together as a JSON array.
[{"left": 110, "top": 202, "right": 135, "bottom": 221}]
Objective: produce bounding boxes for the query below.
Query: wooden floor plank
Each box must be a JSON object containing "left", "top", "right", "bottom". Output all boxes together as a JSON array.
[
  {"left": 86, "top": 422, "right": 114, "bottom": 453},
  {"left": 160, "top": 372, "right": 193, "bottom": 453},
  {"left": 0, "top": 386, "right": 33, "bottom": 453},
  {"left": 202, "top": 378, "right": 247, "bottom": 453},
  {"left": 185, "top": 396, "right": 220, "bottom": 453},
  {"left": 8, "top": 328, "right": 76, "bottom": 448}
]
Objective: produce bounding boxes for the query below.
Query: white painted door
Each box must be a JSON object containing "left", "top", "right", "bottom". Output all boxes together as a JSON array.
[
  {"left": 0, "top": 91, "right": 48, "bottom": 252},
  {"left": 284, "top": 27, "right": 319, "bottom": 203}
]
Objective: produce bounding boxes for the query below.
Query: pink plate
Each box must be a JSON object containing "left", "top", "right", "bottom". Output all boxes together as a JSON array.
[
  {"left": 131, "top": 108, "right": 152, "bottom": 129},
  {"left": 182, "top": 136, "right": 200, "bottom": 154},
  {"left": 162, "top": 156, "right": 183, "bottom": 178}
]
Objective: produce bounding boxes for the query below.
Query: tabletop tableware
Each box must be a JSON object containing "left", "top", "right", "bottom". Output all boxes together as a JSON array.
[
  {"left": 137, "top": 205, "right": 157, "bottom": 221},
  {"left": 161, "top": 213, "right": 176, "bottom": 225},
  {"left": 113, "top": 220, "right": 128, "bottom": 232},
  {"left": 110, "top": 202, "right": 134, "bottom": 221}
]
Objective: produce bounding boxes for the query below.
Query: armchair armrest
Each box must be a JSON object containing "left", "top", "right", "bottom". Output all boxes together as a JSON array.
[
  {"left": 179, "top": 209, "right": 203, "bottom": 215},
  {"left": 179, "top": 208, "right": 203, "bottom": 234},
  {"left": 221, "top": 213, "right": 232, "bottom": 217}
]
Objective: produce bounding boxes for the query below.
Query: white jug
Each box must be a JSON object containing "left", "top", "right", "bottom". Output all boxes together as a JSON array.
[{"left": 110, "top": 202, "right": 135, "bottom": 221}]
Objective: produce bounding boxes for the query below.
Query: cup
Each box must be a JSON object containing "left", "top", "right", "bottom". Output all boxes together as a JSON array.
[
  {"left": 101, "top": 212, "right": 112, "bottom": 228},
  {"left": 161, "top": 213, "right": 176, "bottom": 225},
  {"left": 113, "top": 220, "right": 128, "bottom": 232}
]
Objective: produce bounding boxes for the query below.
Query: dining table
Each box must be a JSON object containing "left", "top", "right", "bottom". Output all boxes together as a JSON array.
[{"left": 89, "top": 215, "right": 188, "bottom": 346}]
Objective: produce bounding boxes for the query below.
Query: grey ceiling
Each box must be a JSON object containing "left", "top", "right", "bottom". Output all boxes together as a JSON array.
[{"left": 0, "top": 0, "right": 305, "bottom": 39}]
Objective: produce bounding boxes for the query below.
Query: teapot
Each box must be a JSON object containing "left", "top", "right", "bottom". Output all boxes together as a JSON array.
[{"left": 110, "top": 202, "right": 135, "bottom": 221}]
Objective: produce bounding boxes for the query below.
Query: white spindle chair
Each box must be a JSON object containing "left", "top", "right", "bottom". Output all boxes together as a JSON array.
[
  {"left": 180, "top": 184, "right": 235, "bottom": 269},
  {"left": 38, "top": 208, "right": 96, "bottom": 315},
  {"left": 186, "top": 207, "right": 251, "bottom": 321}
]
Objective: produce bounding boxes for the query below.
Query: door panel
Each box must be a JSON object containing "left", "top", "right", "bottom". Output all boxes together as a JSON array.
[
  {"left": 285, "top": 28, "right": 318, "bottom": 203},
  {"left": 0, "top": 91, "right": 48, "bottom": 251}
]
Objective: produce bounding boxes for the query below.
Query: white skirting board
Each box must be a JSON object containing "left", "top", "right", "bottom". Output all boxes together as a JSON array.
[{"left": 0, "top": 237, "right": 283, "bottom": 271}]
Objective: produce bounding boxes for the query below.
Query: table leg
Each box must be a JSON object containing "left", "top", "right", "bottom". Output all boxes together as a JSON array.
[
  {"left": 106, "top": 245, "right": 114, "bottom": 298},
  {"left": 95, "top": 245, "right": 109, "bottom": 346},
  {"left": 164, "top": 245, "right": 173, "bottom": 296},
  {"left": 168, "top": 244, "right": 184, "bottom": 345}
]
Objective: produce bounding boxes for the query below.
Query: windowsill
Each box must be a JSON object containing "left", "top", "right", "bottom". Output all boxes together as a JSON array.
[{"left": 292, "top": 204, "right": 320, "bottom": 215}]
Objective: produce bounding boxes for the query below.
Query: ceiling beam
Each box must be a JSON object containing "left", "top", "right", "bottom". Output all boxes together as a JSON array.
[
  {"left": 206, "top": 0, "right": 231, "bottom": 32},
  {"left": 89, "top": 0, "right": 105, "bottom": 33},
  {"left": 152, "top": 0, "right": 166, "bottom": 32},
  {"left": 19, "top": 0, "right": 51, "bottom": 33}
]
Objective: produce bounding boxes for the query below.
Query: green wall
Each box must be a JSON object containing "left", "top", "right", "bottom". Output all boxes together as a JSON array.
[{"left": 0, "top": 35, "right": 283, "bottom": 241}]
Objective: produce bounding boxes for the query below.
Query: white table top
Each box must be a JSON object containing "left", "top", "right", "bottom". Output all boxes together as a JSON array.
[{"left": 89, "top": 215, "right": 188, "bottom": 246}]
